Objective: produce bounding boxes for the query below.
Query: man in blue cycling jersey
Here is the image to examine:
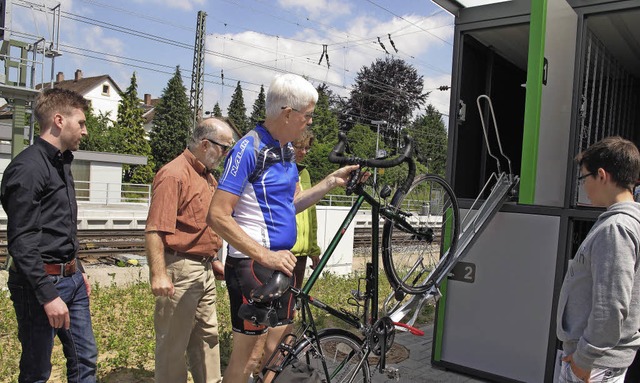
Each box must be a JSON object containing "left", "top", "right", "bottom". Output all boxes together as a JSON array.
[{"left": 207, "top": 73, "right": 359, "bottom": 383}]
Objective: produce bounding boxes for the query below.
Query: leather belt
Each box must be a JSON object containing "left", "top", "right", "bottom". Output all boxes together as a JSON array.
[
  {"left": 176, "top": 252, "right": 219, "bottom": 263},
  {"left": 44, "top": 258, "right": 77, "bottom": 276}
]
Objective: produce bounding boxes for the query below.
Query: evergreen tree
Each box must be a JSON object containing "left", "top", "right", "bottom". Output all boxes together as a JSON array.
[
  {"left": 113, "top": 72, "right": 155, "bottom": 184},
  {"left": 302, "top": 84, "right": 341, "bottom": 184},
  {"left": 212, "top": 102, "right": 222, "bottom": 117},
  {"left": 345, "top": 57, "right": 428, "bottom": 149},
  {"left": 249, "top": 85, "right": 266, "bottom": 128},
  {"left": 227, "top": 81, "right": 248, "bottom": 134},
  {"left": 310, "top": 84, "right": 340, "bottom": 145},
  {"left": 80, "top": 107, "right": 115, "bottom": 152},
  {"left": 408, "top": 104, "right": 448, "bottom": 176},
  {"left": 346, "top": 123, "right": 380, "bottom": 159},
  {"left": 150, "top": 66, "right": 192, "bottom": 172}
]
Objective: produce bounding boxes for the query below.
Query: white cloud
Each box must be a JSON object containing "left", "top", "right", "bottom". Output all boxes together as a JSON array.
[
  {"left": 131, "top": 0, "right": 205, "bottom": 12},
  {"left": 204, "top": 30, "right": 348, "bottom": 111},
  {"left": 81, "top": 26, "right": 125, "bottom": 57},
  {"left": 200, "top": 9, "right": 454, "bottom": 118},
  {"left": 278, "top": 0, "right": 351, "bottom": 20}
]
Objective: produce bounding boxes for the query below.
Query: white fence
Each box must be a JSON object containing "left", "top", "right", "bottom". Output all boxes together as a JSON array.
[{"left": 74, "top": 181, "right": 151, "bottom": 205}]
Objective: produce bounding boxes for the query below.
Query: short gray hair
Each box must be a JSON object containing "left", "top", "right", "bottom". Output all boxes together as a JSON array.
[
  {"left": 188, "top": 117, "right": 227, "bottom": 150},
  {"left": 265, "top": 74, "right": 318, "bottom": 118}
]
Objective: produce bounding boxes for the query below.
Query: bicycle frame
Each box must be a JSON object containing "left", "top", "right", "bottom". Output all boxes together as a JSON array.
[
  {"left": 261, "top": 186, "right": 405, "bottom": 382},
  {"left": 258, "top": 134, "right": 424, "bottom": 382}
]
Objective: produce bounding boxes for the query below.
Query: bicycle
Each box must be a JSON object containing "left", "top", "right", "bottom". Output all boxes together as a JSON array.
[{"left": 239, "top": 131, "right": 460, "bottom": 383}]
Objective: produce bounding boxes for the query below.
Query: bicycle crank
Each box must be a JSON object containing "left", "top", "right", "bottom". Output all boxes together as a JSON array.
[{"left": 369, "top": 317, "right": 395, "bottom": 356}]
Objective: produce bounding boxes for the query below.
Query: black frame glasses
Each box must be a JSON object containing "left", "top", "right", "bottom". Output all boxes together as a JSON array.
[
  {"left": 578, "top": 172, "right": 595, "bottom": 184},
  {"left": 293, "top": 145, "right": 311, "bottom": 152},
  {"left": 204, "top": 138, "right": 232, "bottom": 152},
  {"left": 281, "top": 106, "right": 315, "bottom": 120}
]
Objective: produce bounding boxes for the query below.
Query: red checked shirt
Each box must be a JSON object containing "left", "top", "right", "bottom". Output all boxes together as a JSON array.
[{"left": 145, "top": 149, "right": 222, "bottom": 256}]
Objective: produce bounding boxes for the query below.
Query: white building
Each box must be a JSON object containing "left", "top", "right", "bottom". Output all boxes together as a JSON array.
[{"left": 40, "top": 69, "right": 122, "bottom": 122}]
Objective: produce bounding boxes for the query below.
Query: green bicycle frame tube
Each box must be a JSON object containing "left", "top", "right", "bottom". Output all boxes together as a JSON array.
[{"left": 302, "top": 194, "right": 366, "bottom": 295}]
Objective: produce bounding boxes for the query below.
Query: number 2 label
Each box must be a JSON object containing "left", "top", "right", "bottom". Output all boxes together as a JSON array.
[{"left": 449, "top": 261, "right": 476, "bottom": 283}]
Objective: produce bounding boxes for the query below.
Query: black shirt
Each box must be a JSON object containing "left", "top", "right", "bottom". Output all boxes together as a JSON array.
[{"left": 1, "top": 137, "right": 80, "bottom": 304}]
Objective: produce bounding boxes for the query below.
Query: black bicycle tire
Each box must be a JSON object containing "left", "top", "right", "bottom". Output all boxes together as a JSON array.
[
  {"left": 382, "top": 174, "right": 460, "bottom": 295},
  {"left": 290, "top": 328, "right": 371, "bottom": 383}
]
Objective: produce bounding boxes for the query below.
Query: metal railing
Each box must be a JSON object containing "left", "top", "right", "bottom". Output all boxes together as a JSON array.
[
  {"left": 318, "top": 194, "right": 360, "bottom": 206},
  {"left": 74, "top": 181, "right": 151, "bottom": 205}
]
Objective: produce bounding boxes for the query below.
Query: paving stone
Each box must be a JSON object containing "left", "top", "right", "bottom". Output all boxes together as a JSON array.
[{"left": 368, "top": 324, "right": 490, "bottom": 383}]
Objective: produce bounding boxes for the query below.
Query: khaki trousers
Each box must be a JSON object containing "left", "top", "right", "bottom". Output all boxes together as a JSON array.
[{"left": 154, "top": 251, "right": 221, "bottom": 383}]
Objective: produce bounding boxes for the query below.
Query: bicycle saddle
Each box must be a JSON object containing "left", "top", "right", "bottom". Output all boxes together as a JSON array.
[{"left": 250, "top": 271, "right": 291, "bottom": 303}]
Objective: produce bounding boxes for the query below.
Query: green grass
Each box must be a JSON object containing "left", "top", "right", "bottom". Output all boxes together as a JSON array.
[{"left": 0, "top": 271, "right": 435, "bottom": 382}]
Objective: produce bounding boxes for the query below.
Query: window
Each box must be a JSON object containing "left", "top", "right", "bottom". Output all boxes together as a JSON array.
[{"left": 102, "top": 84, "right": 110, "bottom": 95}]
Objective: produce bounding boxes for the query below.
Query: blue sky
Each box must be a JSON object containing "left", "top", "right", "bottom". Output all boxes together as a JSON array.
[{"left": 10, "top": 0, "right": 454, "bottom": 117}]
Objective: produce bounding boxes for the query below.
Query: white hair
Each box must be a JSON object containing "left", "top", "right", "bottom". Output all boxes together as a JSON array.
[{"left": 265, "top": 74, "right": 318, "bottom": 118}]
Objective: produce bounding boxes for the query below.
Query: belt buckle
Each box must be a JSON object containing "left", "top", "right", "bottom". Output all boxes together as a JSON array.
[
  {"left": 61, "top": 260, "right": 74, "bottom": 277},
  {"left": 61, "top": 262, "right": 68, "bottom": 277}
]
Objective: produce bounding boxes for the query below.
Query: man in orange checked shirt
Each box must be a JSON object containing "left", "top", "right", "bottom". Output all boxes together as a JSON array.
[{"left": 145, "top": 117, "right": 235, "bottom": 383}]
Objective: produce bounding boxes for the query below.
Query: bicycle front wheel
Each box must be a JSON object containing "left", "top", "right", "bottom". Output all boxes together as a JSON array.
[
  {"left": 292, "top": 328, "right": 371, "bottom": 383},
  {"left": 382, "top": 174, "right": 460, "bottom": 295}
]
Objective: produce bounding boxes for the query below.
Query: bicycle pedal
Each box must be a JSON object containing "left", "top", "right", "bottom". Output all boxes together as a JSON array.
[{"left": 383, "top": 367, "right": 400, "bottom": 380}]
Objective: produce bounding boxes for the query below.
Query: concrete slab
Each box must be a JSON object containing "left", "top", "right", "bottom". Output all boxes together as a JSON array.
[
  {"left": 371, "top": 324, "right": 490, "bottom": 383},
  {"left": 84, "top": 264, "right": 149, "bottom": 287}
]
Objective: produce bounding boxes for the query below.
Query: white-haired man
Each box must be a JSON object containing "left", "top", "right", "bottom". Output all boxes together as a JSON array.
[{"left": 207, "top": 74, "right": 359, "bottom": 382}]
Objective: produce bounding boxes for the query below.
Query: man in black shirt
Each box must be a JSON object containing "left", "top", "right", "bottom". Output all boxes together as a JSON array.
[{"left": 1, "top": 88, "right": 97, "bottom": 382}]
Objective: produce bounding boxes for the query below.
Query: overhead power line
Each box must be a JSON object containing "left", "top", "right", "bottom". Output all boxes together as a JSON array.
[
  {"left": 14, "top": 0, "right": 449, "bottom": 118},
  {"left": 364, "top": 0, "right": 452, "bottom": 46}
]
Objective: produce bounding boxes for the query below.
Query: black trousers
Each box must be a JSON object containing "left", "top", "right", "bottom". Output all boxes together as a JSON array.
[{"left": 626, "top": 350, "right": 640, "bottom": 383}]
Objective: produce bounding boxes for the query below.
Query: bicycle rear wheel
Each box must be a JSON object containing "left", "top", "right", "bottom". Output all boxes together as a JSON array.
[
  {"left": 382, "top": 174, "right": 459, "bottom": 295},
  {"left": 291, "top": 328, "right": 371, "bottom": 383}
]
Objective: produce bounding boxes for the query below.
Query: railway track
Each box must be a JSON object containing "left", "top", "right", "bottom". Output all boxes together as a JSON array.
[
  {"left": 0, "top": 227, "right": 442, "bottom": 264},
  {"left": 352, "top": 227, "right": 442, "bottom": 248},
  {"left": 0, "top": 229, "right": 146, "bottom": 265}
]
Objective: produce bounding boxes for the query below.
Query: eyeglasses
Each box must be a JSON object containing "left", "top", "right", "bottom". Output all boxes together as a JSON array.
[
  {"left": 281, "top": 106, "right": 315, "bottom": 120},
  {"left": 294, "top": 145, "right": 311, "bottom": 152},
  {"left": 578, "top": 172, "right": 595, "bottom": 185},
  {"left": 204, "top": 138, "right": 232, "bottom": 152}
]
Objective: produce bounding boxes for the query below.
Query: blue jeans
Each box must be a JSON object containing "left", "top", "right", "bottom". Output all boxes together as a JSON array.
[{"left": 8, "top": 269, "right": 97, "bottom": 383}]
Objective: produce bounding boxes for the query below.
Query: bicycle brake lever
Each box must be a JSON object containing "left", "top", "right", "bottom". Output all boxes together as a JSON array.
[{"left": 345, "top": 168, "right": 361, "bottom": 196}]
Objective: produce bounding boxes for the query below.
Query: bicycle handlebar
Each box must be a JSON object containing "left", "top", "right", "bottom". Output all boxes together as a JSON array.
[{"left": 328, "top": 131, "right": 414, "bottom": 168}]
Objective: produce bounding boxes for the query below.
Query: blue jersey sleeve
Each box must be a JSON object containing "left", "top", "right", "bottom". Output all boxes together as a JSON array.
[{"left": 218, "top": 135, "right": 257, "bottom": 196}]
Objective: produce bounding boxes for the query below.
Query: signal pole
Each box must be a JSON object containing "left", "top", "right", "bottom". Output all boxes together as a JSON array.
[{"left": 190, "top": 11, "right": 206, "bottom": 132}]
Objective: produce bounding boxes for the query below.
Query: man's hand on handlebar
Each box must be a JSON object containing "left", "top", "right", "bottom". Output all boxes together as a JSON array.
[
  {"left": 257, "top": 248, "right": 297, "bottom": 276},
  {"left": 329, "top": 165, "right": 371, "bottom": 189}
]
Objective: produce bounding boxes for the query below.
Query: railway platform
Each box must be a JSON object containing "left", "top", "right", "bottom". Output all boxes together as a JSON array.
[{"left": 0, "top": 202, "right": 151, "bottom": 231}]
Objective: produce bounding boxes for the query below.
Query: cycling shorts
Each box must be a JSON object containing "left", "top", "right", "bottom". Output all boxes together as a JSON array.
[{"left": 225, "top": 256, "right": 296, "bottom": 335}]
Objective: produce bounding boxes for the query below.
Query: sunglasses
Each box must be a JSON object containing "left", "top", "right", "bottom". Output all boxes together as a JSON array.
[{"left": 204, "top": 138, "right": 232, "bottom": 152}]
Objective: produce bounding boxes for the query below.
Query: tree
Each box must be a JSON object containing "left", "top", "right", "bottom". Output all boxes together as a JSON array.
[
  {"left": 113, "top": 72, "right": 155, "bottom": 184},
  {"left": 249, "top": 85, "right": 266, "bottom": 128},
  {"left": 345, "top": 57, "right": 428, "bottom": 149},
  {"left": 408, "top": 104, "right": 448, "bottom": 177},
  {"left": 150, "top": 66, "right": 192, "bottom": 172},
  {"left": 80, "top": 107, "right": 115, "bottom": 152},
  {"left": 310, "top": 84, "right": 340, "bottom": 146},
  {"left": 302, "top": 84, "right": 341, "bottom": 184},
  {"left": 212, "top": 102, "right": 222, "bottom": 117},
  {"left": 346, "top": 123, "right": 379, "bottom": 159},
  {"left": 227, "top": 81, "right": 248, "bottom": 134}
]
